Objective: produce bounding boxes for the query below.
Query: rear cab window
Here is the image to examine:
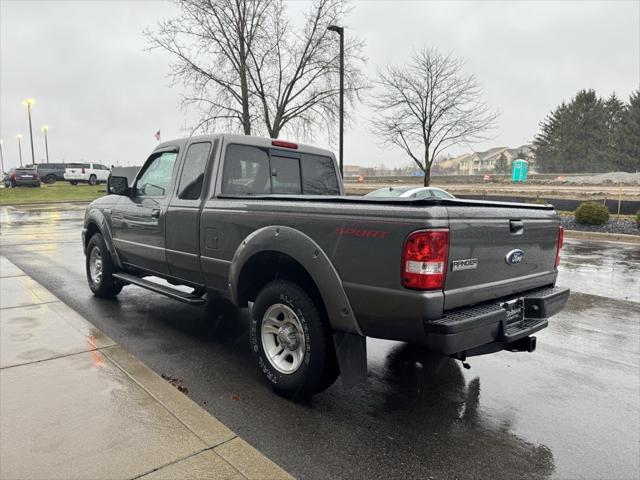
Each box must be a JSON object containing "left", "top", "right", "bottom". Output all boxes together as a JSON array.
[{"left": 221, "top": 144, "right": 339, "bottom": 196}]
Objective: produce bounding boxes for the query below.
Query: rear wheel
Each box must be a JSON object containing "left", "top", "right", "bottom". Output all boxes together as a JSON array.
[
  {"left": 88, "top": 174, "right": 97, "bottom": 186},
  {"left": 86, "top": 233, "right": 122, "bottom": 298},
  {"left": 250, "top": 280, "right": 338, "bottom": 398},
  {"left": 44, "top": 174, "right": 56, "bottom": 184},
  {"left": 70, "top": 181, "right": 78, "bottom": 185}
]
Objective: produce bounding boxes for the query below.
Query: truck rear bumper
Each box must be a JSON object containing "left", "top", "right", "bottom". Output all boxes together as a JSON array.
[{"left": 424, "top": 286, "right": 570, "bottom": 355}]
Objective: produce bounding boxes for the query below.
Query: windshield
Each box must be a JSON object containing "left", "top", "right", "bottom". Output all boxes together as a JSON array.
[{"left": 365, "top": 187, "right": 413, "bottom": 198}]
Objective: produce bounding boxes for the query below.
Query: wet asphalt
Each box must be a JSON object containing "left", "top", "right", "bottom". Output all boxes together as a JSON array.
[{"left": 0, "top": 203, "right": 638, "bottom": 480}]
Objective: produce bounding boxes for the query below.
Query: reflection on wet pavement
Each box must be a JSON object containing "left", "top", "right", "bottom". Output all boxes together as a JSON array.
[{"left": 1, "top": 204, "right": 638, "bottom": 480}]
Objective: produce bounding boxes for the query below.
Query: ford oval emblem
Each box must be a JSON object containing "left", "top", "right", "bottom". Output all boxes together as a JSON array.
[{"left": 505, "top": 249, "right": 525, "bottom": 265}]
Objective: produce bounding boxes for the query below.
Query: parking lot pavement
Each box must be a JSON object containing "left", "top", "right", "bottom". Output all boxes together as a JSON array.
[
  {"left": 0, "top": 204, "right": 639, "bottom": 479},
  {"left": 0, "top": 255, "right": 292, "bottom": 480}
]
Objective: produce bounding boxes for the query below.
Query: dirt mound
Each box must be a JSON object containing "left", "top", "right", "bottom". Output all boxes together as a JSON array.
[{"left": 564, "top": 172, "right": 640, "bottom": 185}]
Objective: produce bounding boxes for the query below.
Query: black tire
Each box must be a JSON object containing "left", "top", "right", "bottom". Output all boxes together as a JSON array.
[
  {"left": 10, "top": 179, "right": 16, "bottom": 188},
  {"left": 89, "top": 174, "right": 97, "bottom": 186},
  {"left": 250, "top": 280, "right": 338, "bottom": 399},
  {"left": 85, "top": 233, "right": 123, "bottom": 298},
  {"left": 44, "top": 174, "right": 56, "bottom": 184},
  {"left": 70, "top": 181, "right": 78, "bottom": 185}
]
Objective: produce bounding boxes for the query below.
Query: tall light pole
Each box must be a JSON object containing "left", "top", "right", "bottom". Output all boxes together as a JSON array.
[
  {"left": 0, "top": 140, "right": 5, "bottom": 173},
  {"left": 327, "top": 25, "right": 344, "bottom": 178},
  {"left": 23, "top": 98, "right": 36, "bottom": 165},
  {"left": 41, "top": 126, "right": 50, "bottom": 163},
  {"left": 16, "top": 134, "right": 23, "bottom": 167}
]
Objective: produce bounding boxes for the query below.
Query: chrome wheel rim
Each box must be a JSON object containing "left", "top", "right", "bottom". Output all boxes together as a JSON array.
[
  {"left": 261, "top": 303, "right": 305, "bottom": 374},
  {"left": 89, "top": 247, "right": 103, "bottom": 285}
]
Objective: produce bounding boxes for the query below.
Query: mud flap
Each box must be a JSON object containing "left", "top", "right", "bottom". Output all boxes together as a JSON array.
[{"left": 333, "top": 331, "right": 367, "bottom": 388}]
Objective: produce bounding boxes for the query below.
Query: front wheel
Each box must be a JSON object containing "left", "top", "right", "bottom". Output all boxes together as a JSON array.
[
  {"left": 88, "top": 175, "right": 97, "bottom": 186},
  {"left": 250, "top": 280, "right": 338, "bottom": 398},
  {"left": 86, "top": 233, "right": 122, "bottom": 298},
  {"left": 44, "top": 174, "right": 56, "bottom": 184}
]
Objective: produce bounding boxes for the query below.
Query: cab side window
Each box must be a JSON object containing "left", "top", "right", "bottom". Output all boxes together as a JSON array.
[
  {"left": 221, "top": 145, "right": 270, "bottom": 195},
  {"left": 135, "top": 151, "right": 178, "bottom": 197},
  {"left": 178, "top": 142, "right": 212, "bottom": 200}
]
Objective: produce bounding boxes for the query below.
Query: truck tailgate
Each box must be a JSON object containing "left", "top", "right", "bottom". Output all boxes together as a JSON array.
[{"left": 444, "top": 205, "right": 560, "bottom": 310}]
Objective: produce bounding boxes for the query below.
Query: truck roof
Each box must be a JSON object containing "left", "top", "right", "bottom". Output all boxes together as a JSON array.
[{"left": 155, "top": 134, "right": 335, "bottom": 158}]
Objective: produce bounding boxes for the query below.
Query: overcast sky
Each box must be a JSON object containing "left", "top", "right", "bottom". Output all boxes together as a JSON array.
[{"left": 1, "top": 0, "right": 638, "bottom": 169}]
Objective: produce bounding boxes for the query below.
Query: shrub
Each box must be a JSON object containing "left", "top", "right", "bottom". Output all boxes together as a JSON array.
[{"left": 574, "top": 202, "right": 610, "bottom": 225}]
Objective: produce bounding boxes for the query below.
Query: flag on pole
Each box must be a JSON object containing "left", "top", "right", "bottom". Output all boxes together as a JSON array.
[{"left": 154, "top": 130, "right": 161, "bottom": 141}]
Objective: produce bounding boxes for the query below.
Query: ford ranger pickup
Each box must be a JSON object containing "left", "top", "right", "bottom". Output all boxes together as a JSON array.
[{"left": 82, "top": 134, "right": 569, "bottom": 398}]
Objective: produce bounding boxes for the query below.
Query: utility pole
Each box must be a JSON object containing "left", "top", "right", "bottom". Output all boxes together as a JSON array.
[
  {"left": 0, "top": 140, "right": 4, "bottom": 173},
  {"left": 42, "top": 126, "right": 50, "bottom": 163},
  {"left": 16, "top": 134, "right": 23, "bottom": 167},
  {"left": 327, "top": 25, "right": 344, "bottom": 178},
  {"left": 24, "top": 99, "right": 36, "bottom": 165}
]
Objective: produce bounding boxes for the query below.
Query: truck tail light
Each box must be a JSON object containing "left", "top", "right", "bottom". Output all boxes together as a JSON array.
[
  {"left": 81, "top": 167, "right": 86, "bottom": 174},
  {"left": 402, "top": 229, "right": 449, "bottom": 290},
  {"left": 555, "top": 225, "right": 564, "bottom": 268},
  {"left": 271, "top": 140, "right": 298, "bottom": 149}
]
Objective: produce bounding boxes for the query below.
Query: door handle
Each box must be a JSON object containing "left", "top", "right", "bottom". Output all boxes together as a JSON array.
[{"left": 151, "top": 209, "right": 160, "bottom": 219}]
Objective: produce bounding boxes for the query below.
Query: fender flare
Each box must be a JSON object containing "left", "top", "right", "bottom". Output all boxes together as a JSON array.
[
  {"left": 228, "top": 225, "right": 363, "bottom": 336},
  {"left": 84, "top": 209, "right": 123, "bottom": 269}
]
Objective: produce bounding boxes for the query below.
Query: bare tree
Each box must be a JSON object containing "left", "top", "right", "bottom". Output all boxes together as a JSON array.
[
  {"left": 145, "top": 0, "right": 366, "bottom": 139},
  {"left": 248, "top": 0, "right": 366, "bottom": 138},
  {"left": 145, "top": 0, "right": 274, "bottom": 135},
  {"left": 371, "top": 47, "right": 499, "bottom": 186}
]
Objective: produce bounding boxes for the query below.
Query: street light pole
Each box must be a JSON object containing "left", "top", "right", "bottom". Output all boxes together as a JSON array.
[
  {"left": 42, "top": 126, "right": 50, "bottom": 163},
  {"left": 327, "top": 25, "right": 344, "bottom": 178},
  {"left": 24, "top": 98, "right": 36, "bottom": 165},
  {"left": 0, "top": 140, "right": 5, "bottom": 173},
  {"left": 16, "top": 134, "right": 23, "bottom": 167}
]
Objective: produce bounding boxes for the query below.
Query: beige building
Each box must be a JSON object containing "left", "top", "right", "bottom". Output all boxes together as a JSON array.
[{"left": 443, "top": 145, "right": 533, "bottom": 175}]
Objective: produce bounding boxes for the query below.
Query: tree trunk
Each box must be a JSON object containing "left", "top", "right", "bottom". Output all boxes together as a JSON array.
[
  {"left": 239, "top": 63, "right": 251, "bottom": 135},
  {"left": 423, "top": 172, "right": 430, "bottom": 186}
]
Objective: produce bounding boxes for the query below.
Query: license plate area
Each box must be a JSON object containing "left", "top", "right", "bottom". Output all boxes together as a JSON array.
[{"left": 502, "top": 298, "right": 524, "bottom": 324}]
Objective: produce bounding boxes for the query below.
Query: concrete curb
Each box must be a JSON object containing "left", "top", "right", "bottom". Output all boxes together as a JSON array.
[{"left": 565, "top": 229, "right": 640, "bottom": 244}]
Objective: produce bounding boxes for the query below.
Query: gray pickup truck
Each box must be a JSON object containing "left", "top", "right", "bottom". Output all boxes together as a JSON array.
[{"left": 83, "top": 134, "right": 569, "bottom": 398}]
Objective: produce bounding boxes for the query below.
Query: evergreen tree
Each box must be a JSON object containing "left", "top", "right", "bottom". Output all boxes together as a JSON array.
[
  {"left": 604, "top": 93, "right": 625, "bottom": 167},
  {"left": 618, "top": 89, "right": 640, "bottom": 172},
  {"left": 533, "top": 89, "right": 637, "bottom": 173}
]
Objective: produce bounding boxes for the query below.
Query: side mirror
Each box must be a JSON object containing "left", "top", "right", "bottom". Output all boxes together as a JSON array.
[{"left": 108, "top": 175, "right": 130, "bottom": 196}]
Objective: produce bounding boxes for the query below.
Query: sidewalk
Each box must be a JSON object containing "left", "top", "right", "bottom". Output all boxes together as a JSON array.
[{"left": 0, "top": 256, "right": 292, "bottom": 480}]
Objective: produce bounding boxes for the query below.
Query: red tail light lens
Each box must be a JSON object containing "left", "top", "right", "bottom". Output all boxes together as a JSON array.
[
  {"left": 555, "top": 225, "right": 564, "bottom": 268},
  {"left": 402, "top": 229, "right": 449, "bottom": 290},
  {"left": 271, "top": 140, "right": 298, "bottom": 149},
  {"left": 81, "top": 167, "right": 86, "bottom": 174}
]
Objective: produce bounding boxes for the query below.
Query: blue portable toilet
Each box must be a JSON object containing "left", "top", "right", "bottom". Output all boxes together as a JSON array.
[{"left": 511, "top": 159, "right": 529, "bottom": 183}]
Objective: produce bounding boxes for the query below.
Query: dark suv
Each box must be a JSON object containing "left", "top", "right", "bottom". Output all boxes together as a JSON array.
[
  {"left": 3, "top": 168, "right": 41, "bottom": 187},
  {"left": 34, "top": 163, "right": 67, "bottom": 184}
]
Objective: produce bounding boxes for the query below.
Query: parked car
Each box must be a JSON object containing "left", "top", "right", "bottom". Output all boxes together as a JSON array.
[
  {"left": 365, "top": 186, "right": 456, "bottom": 199},
  {"left": 64, "top": 163, "right": 111, "bottom": 185},
  {"left": 3, "top": 167, "right": 41, "bottom": 187},
  {"left": 82, "top": 134, "right": 569, "bottom": 398},
  {"left": 32, "top": 163, "right": 67, "bottom": 184}
]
